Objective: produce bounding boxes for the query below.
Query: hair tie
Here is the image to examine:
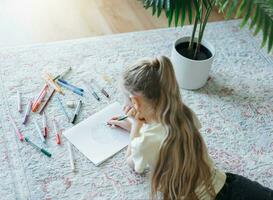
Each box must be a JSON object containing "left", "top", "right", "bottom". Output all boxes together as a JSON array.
[{"left": 151, "top": 58, "right": 160, "bottom": 70}]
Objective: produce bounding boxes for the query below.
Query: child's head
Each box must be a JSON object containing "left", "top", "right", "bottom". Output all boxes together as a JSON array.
[
  {"left": 122, "top": 56, "right": 215, "bottom": 199},
  {"left": 122, "top": 56, "right": 181, "bottom": 123}
]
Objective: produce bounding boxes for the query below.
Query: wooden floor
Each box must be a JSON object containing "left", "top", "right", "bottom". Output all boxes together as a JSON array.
[{"left": 0, "top": 0, "right": 224, "bottom": 47}]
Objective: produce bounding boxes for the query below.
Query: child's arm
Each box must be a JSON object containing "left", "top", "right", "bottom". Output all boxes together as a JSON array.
[
  {"left": 126, "top": 118, "right": 143, "bottom": 171},
  {"left": 126, "top": 121, "right": 142, "bottom": 155},
  {"left": 120, "top": 106, "right": 143, "bottom": 171},
  {"left": 108, "top": 106, "right": 144, "bottom": 172},
  {"left": 126, "top": 145, "right": 134, "bottom": 169}
]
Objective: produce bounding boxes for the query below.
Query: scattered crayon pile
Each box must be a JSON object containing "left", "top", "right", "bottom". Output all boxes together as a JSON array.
[{"left": 8, "top": 67, "right": 111, "bottom": 172}]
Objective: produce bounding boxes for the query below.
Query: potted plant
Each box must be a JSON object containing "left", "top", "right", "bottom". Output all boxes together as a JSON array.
[{"left": 139, "top": 0, "right": 273, "bottom": 89}]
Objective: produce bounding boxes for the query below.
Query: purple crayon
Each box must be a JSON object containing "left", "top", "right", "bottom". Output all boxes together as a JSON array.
[{"left": 22, "top": 100, "right": 32, "bottom": 125}]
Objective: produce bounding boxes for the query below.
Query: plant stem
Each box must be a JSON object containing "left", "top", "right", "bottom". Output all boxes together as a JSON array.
[
  {"left": 194, "top": 0, "right": 216, "bottom": 59},
  {"left": 193, "top": 1, "right": 204, "bottom": 59},
  {"left": 189, "top": 0, "right": 202, "bottom": 58},
  {"left": 188, "top": 15, "right": 199, "bottom": 52}
]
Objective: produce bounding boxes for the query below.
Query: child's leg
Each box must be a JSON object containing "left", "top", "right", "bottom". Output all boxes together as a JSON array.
[{"left": 215, "top": 173, "right": 273, "bottom": 200}]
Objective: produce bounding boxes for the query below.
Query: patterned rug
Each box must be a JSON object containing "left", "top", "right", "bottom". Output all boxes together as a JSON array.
[{"left": 0, "top": 19, "right": 273, "bottom": 200}]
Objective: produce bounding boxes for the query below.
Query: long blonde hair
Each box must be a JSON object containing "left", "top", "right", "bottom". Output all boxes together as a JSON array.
[{"left": 123, "top": 56, "right": 215, "bottom": 199}]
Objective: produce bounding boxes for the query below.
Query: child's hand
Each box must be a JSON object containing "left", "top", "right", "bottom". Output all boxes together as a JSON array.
[
  {"left": 107, "top": 117, "right": 132, "bottom": 132},
  {"left": 123, "top": 105, "right": 135, "bottom": 117},
  {"left": 123, "top": 105, "right": 144, "bottom": 128}
]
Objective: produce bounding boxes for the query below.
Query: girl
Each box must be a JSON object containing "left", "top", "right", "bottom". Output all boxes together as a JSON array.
[{"left": 107, "top": 56, "right": 273, "bottom": 200}]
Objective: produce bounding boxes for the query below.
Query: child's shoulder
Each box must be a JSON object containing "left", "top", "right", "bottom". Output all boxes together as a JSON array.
[
  {"left": 141, "top": 122, "right": 164, "bottom": 133},
  {"left": 140, "top": 122, "right": 166, "bottom": 139}
]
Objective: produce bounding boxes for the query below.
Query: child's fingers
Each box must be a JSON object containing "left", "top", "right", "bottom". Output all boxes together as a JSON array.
[
  {"left": 109, "top": 116, "right": 119, "bottom": 120},
  {"left": 107, "top": 121, "right": 121, "bottom": 128},
  {"left": 126, "top": 108, "right": 137, "bottom": 118},
  {"left": 127, "top": 108, "right": 136, "bottom": 117},
  {"left": 107, "top": 116, "right": 121, "bottom": 125},
  {"left": 107, "top": 120, "right": 116, "bottom": 125},
  {"left": 107, "top": 120, "right": 122, "bottom": 127},
  {"left": 123, "top": 105, "right": 132, "bottom": 113},
  {"left": 107, "top": 120, "right": 129, "bottom": 131}
]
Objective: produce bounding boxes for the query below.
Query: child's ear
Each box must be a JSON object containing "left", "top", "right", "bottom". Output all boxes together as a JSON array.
[{"left": 130, "top": 95, "right": 141, "bottom": 110}]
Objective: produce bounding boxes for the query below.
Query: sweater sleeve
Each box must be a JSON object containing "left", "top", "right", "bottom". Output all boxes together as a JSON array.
[
  {"left": 130, "top": 136, "right": 148, "bottom": 173},
  {"left": 130, "top": 124, "right": 165, "bottom": 173}
]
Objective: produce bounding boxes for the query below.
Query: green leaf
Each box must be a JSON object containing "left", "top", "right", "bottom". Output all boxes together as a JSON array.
[
  {"left": 225, "top": 0, "right": 238, "bottom": 19},
  {"left": 268, "top": 24, "right": 273, "bottom": 52},
  {"left": 187, "top": 0, "right": 192, "bottom": 24},
  {"left": 152, "top": 0, "right": 156, "bottom": 15},
  {"left": 144, "top": 0, "right": 150, "bottom": 9},
  {"left": 181, "top": 0, "right": 186, "bottom": 26},
  {"left": 166, "top": 0, "right": 174, "bottom": 27},
  {"left": 221, "top": 1, "right": 229, "bottom": 13},
  {"left": 165, "top": 0, "right": 170, "bottom": 14},
  {"left": 261, "top": 16, "right": 270, "bottom": 48},
  {"left": 240, "top": 0, "right": 253, "bottom": 28},
  {"left": 235, "top": 0, "right": 247, "bottom": 18},
  {"left": 202, "top": 0, "right": 208, "bottom": 10},
  {"left": 174, "top": 0, "right": 181, "bottom": 27},
  {"left": 254, "top": 9, "right": 263, "bottom": 36},
  {"left": 250, "top": 4, "right": 260, "bottom": 30},
  {"left": 192, "top": 0, "right": 200, "bottom": 19},
  {"left": 157, "top": 0, "right": 163, "bottom": 17},
  {"left": 216, "top": 0, "right": 229, "bottom": 13}
]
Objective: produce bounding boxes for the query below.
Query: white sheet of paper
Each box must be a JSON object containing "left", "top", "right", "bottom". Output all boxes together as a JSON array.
[{"left": 63, "top": 102, "right": 129, "bottom": 166}]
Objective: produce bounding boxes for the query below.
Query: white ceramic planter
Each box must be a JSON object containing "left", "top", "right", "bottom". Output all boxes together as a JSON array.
[{"left": 171, "top": 36, "right": 215, "bottom": 90}]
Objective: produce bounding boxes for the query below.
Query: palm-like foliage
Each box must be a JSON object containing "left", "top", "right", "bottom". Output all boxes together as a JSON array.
[{"left": 140, "top": 0, "right": 273, "bottom": 56}]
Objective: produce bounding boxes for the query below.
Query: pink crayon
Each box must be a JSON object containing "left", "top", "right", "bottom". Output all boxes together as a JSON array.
[
  {"left": 32, "top": 85, "right": 48, "bottom": 112},
  {"left": 9, "top": 115, "right": 24, "bottom": 141}
]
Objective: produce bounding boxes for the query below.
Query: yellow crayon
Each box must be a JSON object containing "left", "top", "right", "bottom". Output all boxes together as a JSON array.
[{"left": 42, "top": 72, "right": 64, "bottom": 95}]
